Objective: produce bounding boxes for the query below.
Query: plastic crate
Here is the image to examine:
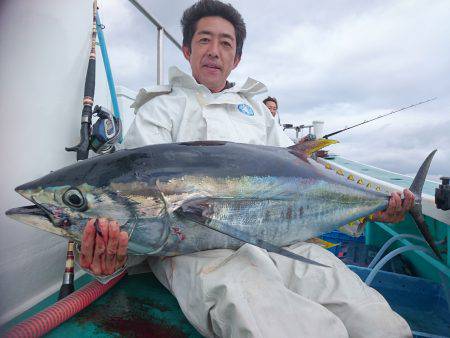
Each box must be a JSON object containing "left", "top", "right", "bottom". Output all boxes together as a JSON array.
[
  {"left": 321, "top": 230, "right": 365, "bottom": 244},
  {"left": 349, "top": 265, "right": 450, "bottom": 337}
]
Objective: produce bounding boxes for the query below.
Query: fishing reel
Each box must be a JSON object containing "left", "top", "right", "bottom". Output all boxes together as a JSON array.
[
  {"left": 435, "top": 177, "right": 450, "bottom": 211},
  {"left": 90, "top": 105, "right": 122, "bottom": 154}
]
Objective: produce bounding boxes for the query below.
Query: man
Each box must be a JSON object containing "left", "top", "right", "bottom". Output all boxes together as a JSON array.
[
  {"left": 79, "top": 1, "right": 414, "bottom": 337},
  {"left": 263, "top": 96, "right": 281, "bottom": 125}
]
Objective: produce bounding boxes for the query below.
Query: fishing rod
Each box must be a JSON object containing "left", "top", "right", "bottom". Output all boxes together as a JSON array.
[
  {"left": 323, "top": 97, "right": 437, "bottom": 139},
  {"left": 58, "top": 0, "right": 99, "bottom": 300},
  {"left": 65, "top": 1, "right": 98, "bottom": 161},
  {"left": 60, "top": 0, "right": 122, "bottom": 300},
  {"left": 66, "top": 2, "right": 121, "bottom": 160}
]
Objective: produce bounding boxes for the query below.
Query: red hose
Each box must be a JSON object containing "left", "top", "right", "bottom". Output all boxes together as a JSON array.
[{"left": 4, "top": 272, "right": 125, "bottom": 338}]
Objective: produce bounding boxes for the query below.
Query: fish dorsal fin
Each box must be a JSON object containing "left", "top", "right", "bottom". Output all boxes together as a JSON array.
[{"left": 288, "top": 138, "right": 338, "bottom": 157}]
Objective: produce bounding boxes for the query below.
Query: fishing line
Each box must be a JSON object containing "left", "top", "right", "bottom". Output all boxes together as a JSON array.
[{"left": 323, "top": 97, "right": 437, "bottom": 139}]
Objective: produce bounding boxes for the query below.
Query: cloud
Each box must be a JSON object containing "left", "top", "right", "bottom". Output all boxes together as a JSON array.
[
  {"left": 101, "top": 0, "right": 450, "bottom": 175},
  {"left": 237, "top": 0, "right": 450, "bottom": 104}
]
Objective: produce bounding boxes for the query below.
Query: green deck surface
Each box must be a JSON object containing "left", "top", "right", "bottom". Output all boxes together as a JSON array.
[{"left": 2, "top": 273, "right": 202, "bottom": 338}]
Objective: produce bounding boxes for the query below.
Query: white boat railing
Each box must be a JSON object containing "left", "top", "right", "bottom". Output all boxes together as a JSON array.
[{"left": 128, "top": 0, "right": 183, "bottom": 85}]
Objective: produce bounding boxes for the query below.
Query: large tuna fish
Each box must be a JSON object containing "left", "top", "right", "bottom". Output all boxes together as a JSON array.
[{"left": 6, "top": 140, "right": 441, "bottom": 266}]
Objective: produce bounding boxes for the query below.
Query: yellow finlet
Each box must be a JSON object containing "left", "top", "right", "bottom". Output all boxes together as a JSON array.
[
  {"left": 347, "top": 174, "right": 354, "bottom": 181},
  {"left": 357, "top": 178, "right": 364, "bottom": 185},
  {"left": 289, "top": 138, "right": 339, "bottom": 156},
  {"left": 336, "top": 169, "right": 344, "bottom": 176},
  {"left": 306, "top": 237, "right": 339, "bottom": 250},
  {"left": 366, "top": 183, "right": 372, "bottom": 189},
  {"left": 325, "top": 163, "right": 332, "bottom": 170},
  {"left": 375, "top": 186, "right": 381, "bottom": 191}
]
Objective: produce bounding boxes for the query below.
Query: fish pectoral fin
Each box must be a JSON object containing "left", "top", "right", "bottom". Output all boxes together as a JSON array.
[
  {"left": 174, "top": 201, "right": 330, "bottom": 268},
  {"left": 288, "top": 138, "right": 339, "bottom": 157}
]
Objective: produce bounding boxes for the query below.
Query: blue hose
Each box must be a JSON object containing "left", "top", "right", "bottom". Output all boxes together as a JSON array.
[
  {"left": 368, "top": 234, "right": 427, "bottom": 269},
  {"left": 96, "top": 12, "right": 122, "bottom": 142},
  {"left": 365, "top": 245, "right": 432, "bottom": 286}
]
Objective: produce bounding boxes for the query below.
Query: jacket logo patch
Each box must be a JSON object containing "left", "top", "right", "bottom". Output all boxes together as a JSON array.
[{"left": 237, "top": 103, "right": 254, "bottom": 116}]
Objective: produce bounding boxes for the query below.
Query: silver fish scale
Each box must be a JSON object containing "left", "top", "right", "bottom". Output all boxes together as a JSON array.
[{"left": 151, "top": 175, "right": 388, "bottom": 251}]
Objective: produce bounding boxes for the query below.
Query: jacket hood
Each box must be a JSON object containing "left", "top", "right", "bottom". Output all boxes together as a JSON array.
[
  {"left": 169, "top": 66, "right": 268, "bottom": 98},
  {"left": 132, "top": 66, "right": 268, "bottom": 110}
]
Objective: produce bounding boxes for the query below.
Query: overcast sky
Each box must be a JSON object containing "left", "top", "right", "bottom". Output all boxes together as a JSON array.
[{"left": 98, "top": 0, "right": 449, "bottom": 178}]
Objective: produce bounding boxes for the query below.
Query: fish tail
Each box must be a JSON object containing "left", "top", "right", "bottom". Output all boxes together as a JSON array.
[{"left": 408, "top": 150, "right": 442, "bottom": 260}]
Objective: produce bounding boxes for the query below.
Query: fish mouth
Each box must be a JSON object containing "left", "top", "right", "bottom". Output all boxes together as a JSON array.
[
  {"left": 6, "top": 205, "right": 52, "bottom": 219},
  {"left": 5, "top": 205, "right": 72, "bottom": 238},
  {"left": 13, "top": 179, "right": 58, "bottom": 222}
]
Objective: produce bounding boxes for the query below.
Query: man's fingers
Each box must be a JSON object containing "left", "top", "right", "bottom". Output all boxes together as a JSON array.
[
  {"left": 105, "top": 221, "right": 120, "bottom": 275},
  {"left": 79, "top": 218, "right": 127, "bottom": 276},
  {"left": 387, "top": 193, "right": 396, "bottom": 216},
  {"left": 380, "top": 190, "right": 415, "bottom": 224},
  {"left": 393, "top": 192, "right": 402, "bottom": 213},
  {"left": 97, "top": 218, "right": 109, "bottom": 245},
  {"left": 80, "top": 219, "right": 96, "bottom": 268},
  {"left": 397, "top": 189, "right": 414, "bottom": 216},
  {"left": 97, "top": 218, "right": 110, "bottom": 272},
  {"left": 392, "top": 192, "right": 401, "bottom": 214},
  {"left": 404, "top": 189, "right": 415, "bottom": 210},
  {"left": 91, "top": 232, "right": 106, "bottom": 275},
  {"left": 115, "top": 231, "right": 128, "bottom": 270},
  {"left": 106, "top": 221, "right": 120, "bottom": 255},
  {"left": 409, "top": 195, "right": 415, "bottom": 210}
]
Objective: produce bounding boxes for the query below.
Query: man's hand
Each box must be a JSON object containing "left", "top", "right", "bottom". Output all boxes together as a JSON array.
[
  {"left": 80, "top": 218, "right": 129, "bottom": 276},
  {"left": 373, "top": 189, "right": 415, "bottom": 223}
]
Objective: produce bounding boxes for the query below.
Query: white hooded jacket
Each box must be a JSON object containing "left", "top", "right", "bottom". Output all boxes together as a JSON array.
[{"left": 124, "top": 66, "right": 293, "bottom": 148}]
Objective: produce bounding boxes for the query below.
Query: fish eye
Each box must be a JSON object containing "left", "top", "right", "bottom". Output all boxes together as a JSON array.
[{"left": 62, "top": 188, "right": 87, "bottom": 210}]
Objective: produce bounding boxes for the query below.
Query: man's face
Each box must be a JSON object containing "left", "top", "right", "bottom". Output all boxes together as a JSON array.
[
  {"left": 265, "top": 101, "right": 277, "bottom": 117},
  {"left": 183, "top": 16, "right": 241, "bottom": 93}
]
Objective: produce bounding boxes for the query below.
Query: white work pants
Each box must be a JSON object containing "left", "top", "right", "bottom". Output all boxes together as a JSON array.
[{"left": 149, "top": 243, "right": 412, "bottom": 338}]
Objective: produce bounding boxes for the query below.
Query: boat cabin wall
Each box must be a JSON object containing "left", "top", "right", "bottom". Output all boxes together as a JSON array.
[{"left": 0, "top": 0, "right": 110, "bottom": 325}]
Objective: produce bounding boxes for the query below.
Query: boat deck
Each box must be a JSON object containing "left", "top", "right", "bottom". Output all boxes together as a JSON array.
[
  {"left": 2, "top": 266, "right": 449, "bottom": 337},
  {"left": 2, "top": 273, "right": 202, "bottom": 338}
]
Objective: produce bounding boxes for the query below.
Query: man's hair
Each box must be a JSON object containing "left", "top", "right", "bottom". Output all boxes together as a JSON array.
[
  {"left": 181, "top": 0, "right": 246, "bottom": 58},
  {"left": 263, "top": 96, "right": 278, "bottom": 108}
]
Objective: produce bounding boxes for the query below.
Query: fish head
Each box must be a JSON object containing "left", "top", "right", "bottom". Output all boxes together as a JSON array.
[
  {"left": 7, "top": 180, "right": 109, "bottom": 241},
  {"left": 6, "top": 151, "right": 160, "bottom": 240}
]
